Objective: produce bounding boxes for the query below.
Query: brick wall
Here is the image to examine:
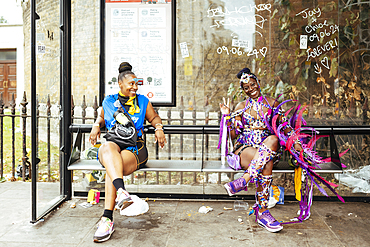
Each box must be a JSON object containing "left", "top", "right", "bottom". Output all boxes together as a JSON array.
[{"left": 22, "top": 0, "right": 100, "bottom": 106}]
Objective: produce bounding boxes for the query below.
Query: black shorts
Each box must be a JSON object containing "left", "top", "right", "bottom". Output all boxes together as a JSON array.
[
  {"left": 131, "top": 137, "right": 148, "bottom": 169},
  {"left": 98, "top": 136, "right": 148, "bottom": 170}
]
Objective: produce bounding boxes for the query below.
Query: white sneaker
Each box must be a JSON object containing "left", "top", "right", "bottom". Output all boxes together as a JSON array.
[
  {"left": 93, "top": 217, "right": 114, "bottom": 243},
  {"left": 115, "top": 188, "right": 133, "bottom": 211}
]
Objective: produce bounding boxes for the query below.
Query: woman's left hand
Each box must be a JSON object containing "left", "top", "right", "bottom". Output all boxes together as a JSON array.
[{"left": 155, "top": 129, "right": 167, "bottom": 149}]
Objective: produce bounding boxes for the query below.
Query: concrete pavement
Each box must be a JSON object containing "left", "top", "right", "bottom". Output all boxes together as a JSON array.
[{"left": 0, "top": 181, "right": 369, "bottom": 247}]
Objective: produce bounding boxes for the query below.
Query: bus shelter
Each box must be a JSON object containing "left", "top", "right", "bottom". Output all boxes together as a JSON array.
[{"left": 27, "top": 0, "right": 370, "bottom": 223}]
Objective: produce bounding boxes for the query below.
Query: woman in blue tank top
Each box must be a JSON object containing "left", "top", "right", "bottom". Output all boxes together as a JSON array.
[{"left": 89, "top": 62, "right": 166, "bottom": 243}]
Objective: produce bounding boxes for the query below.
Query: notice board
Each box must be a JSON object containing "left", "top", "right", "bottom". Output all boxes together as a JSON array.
[{"left": 105, "top": 0, "right": 175, "bottom": 106}]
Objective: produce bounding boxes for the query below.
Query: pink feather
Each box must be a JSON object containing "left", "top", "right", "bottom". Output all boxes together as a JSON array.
[
  {"left": 307, "top": 135, "right": 329, "bottom": 149},
  {"left": 295, "top": 105, "right": 308, "bottom": 131},
  {"left": 271, "top": 115, "right": 279, "bottom": 136},
  {"left": 285, "top": 107, "right": 294, "bottom": 117}
]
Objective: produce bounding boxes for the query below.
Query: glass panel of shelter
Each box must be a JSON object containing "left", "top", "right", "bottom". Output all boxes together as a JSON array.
[{"left": 34, "top": 2, "right": 62, "bottom": 220}]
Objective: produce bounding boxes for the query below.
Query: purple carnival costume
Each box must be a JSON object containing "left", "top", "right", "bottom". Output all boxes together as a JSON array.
[{"left": 219, "top": 71, "right": 344, "bottom": 227}]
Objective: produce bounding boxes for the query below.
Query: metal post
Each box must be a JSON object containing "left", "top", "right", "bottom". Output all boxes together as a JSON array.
[
  {"left": 99, "top": 0, "right": 105, "bottom": 105},
  {"left": 30, "top": 0, "right": 40, "bottom": 223},
  {"left": 35, "top": 95, "right": 39, "bottom": 178},
  {"left": 47, "top": 95, "right": 51, "bottom": 181},
  {"left": 60, "top": 0, "right": 72, "bottom": 200},
  {"left": 10, "top": 94, "right": 16, "bottom": 180},
  {"left": 192, "top": 96, "right": 196, "bottom": 183},
  {"left": 81, "top": 95, "right": 86, "bottom": 151},
  {"left": 20, "top": 92, "right": 28, "bottom": 182}
]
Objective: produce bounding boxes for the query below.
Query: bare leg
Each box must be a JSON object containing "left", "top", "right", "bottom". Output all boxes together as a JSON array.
[
  {"left": 99, "top": 142, "right": 124, "bottom": 180},
  {"left": 98, "top": 142, "right": 138, "bottom": 211},
  {"left": 104, "top": 174, "right": 116, "bottom": 211},
  {"left": 240, "top": 135, "right": 279, "bottom": 185},
  {"left": 94, "top": 142, "right": 139, "bottom": 243},
  {"left": 224, "top": 136, "right": 279, "bottom": 196}
]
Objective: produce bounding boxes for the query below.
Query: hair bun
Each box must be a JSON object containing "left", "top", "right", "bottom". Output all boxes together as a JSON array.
[
  {"left": 237, "top": 68, "right": 251, "bottom": 79},
  {"left": 118, "top": 62, "right": 132, "bottom": 73}
]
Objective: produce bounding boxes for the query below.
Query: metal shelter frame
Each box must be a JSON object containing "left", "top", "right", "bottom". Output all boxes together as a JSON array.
[
  {"left": 28, "top": 0, "right": 370, "bottom": 224},
  {"left": 30, "top": 0, "right": 75, "bottom": 224}
]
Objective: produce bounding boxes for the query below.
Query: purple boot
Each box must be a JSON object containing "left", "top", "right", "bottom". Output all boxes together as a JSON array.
[{"left": 224, "top": 177, "right": 247, "bottom": 196}]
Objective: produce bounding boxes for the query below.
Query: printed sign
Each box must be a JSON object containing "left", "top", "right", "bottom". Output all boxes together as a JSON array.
[
  {"left": 37, "top": 45, "right": 46, "bottom": 54},
  {"left": 180, "top": 42, "right": 189, "bottom": 58},
  {"left": 300, "top": 35, "right": 308, "bottom": 49},
  {"left": 105, "top": 0, "right": 174, "bottom": 106}
]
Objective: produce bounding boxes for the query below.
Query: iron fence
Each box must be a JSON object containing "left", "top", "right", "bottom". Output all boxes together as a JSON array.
[{"left": 0, "top": 91, "right": 368, "bottom": 184}]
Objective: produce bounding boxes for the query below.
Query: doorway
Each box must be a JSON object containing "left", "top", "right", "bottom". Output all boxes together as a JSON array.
[{"left": 0, "top": 49, "right": 17, "bottom": 107}]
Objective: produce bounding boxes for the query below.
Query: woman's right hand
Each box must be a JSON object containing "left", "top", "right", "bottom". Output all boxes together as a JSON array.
[
  {"left": 219, "top": 97, "right": 231, "bottom": 115},
  {"left": 89, "top": 126, "right": 101, "bottom": 146}
]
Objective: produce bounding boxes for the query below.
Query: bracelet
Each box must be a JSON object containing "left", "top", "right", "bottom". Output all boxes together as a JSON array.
[
  {"left": 155, "top": 123, "right": 163, "bottom": 128},
  {"left": 93, "top": 123, "right": 100, "bottom": 128},
  {"left": 155, "top": 128, "right": 164, "bottom": 133}
]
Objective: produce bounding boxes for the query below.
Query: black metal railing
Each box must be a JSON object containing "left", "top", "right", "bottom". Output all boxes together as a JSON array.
[{"left": 1, "top": 90, "right": 370, "bottom": 183}]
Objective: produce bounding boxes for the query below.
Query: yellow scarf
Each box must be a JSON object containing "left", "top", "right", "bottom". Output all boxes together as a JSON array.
[{"left": 119, "top": 91, "right": 140, "bottom": 115}]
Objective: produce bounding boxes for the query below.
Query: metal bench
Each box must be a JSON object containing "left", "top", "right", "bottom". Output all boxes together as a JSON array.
[{"left": 67, "top": 124, "right": 344, "bottom": 174}]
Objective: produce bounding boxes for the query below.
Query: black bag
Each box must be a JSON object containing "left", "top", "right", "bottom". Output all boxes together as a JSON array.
[{"left": 104, "top": 109, "right": 137, "bottom": 150}]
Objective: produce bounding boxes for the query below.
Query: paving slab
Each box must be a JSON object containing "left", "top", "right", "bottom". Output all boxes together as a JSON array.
[{"left": 0, "top": 181, "right": 370, "bottom": 246}]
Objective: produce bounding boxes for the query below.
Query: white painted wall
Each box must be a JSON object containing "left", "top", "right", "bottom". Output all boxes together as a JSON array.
[
  {"left": 0, "top": 0, "right": 24, "bottom": 106},
  {"left": 0, "top": 24, "right": 24, "bottom": 106}
]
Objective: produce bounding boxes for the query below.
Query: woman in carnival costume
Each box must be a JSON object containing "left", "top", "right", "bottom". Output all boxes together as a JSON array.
[{"left": 219, "top": 67, "right": 344, "bottom": 233}]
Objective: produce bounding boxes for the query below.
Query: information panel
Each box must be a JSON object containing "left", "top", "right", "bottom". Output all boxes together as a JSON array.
[{"left": 105, "top": 0, "right": 174, "bottom": 106}]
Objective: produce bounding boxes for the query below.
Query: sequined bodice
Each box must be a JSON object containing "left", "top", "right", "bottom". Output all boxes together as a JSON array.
[
  {"left": 230, "top": 97, "right": 273, "bottom": 147},
  {"left": 242, "top": 111, "right": 268, "bottom": 129}
]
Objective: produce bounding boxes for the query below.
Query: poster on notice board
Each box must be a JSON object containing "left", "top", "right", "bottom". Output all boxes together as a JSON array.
[{"left": 105, "top": 0, "right": 174, "bottom": 106}]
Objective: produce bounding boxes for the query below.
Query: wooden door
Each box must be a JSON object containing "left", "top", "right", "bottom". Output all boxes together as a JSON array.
[{"left": 0, "top": 63, "right": 17, "bottom": 107}]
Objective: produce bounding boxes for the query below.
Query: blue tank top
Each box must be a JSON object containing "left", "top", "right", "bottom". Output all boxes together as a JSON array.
[{"left": 102, "top": 93, "right": 149, "bottom": 137}]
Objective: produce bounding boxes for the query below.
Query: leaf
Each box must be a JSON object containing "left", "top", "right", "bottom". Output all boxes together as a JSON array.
[
  {"left": 317, "top": 76, "right": 326, "bottom": 83},
  {"left": 271, "top": 9, "right": 278, "bottom": 19},
  {"left": 281, "top": 15, "right": 286, "bottom": 23},
  {"left": 348, "top": 81, "right": 356, "bottom": 89},
  {"left": 304, "top": 68, "right": 309, "bottom": 79},
  {"left": 354, "top": 89, "right": 361, "bottom": 100},
  {"left": 294, "top": 67, "right": 300, "bottom": 76},
  {"left": 283, "top": 32, "right": 290, "bottom": 41},
  {"left": 364, "top": 63, "right": 370, "bottom": 71},
  {"left": 281, "top": 22, "right": 288, "bottom": 30},
  {"left": 283, "top": 63, "right": 288, "bottom": 71},
  {"left": 344, "top": 71, "right": 352, "bottom": 78},
  {"left": 329, "top": 58, "right": 338, "bottom": 77},
  {"left": 227, "top": 83, "right": 235, "bottom": 96}
]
